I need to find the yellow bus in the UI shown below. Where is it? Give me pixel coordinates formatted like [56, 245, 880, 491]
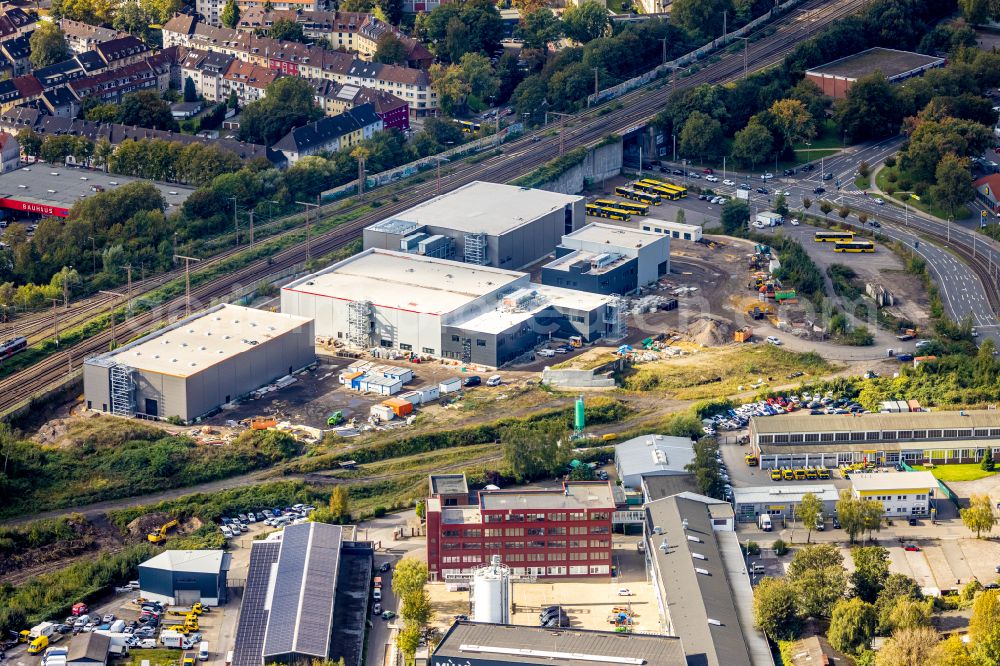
[615, 186, 660, 205]
[634, 180, 681, 200]
[641, 178, 688, 198]
[834, 240, 875, 253]
[814, 231, 855, 242]
[585, 203, 631, 221]
[454, 119, 481, 133]
[595, 199, 648, 216]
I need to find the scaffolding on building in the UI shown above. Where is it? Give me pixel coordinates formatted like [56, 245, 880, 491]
[347, 299, 374, 349]
[464, 232, 488, 265]
[109, 363, 135, 417]
[605, 294, 628, 341]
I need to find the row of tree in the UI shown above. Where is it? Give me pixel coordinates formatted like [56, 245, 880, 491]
[393, 559, 432, 659]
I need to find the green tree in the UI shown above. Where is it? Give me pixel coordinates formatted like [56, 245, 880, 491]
[393, 558, 429, 599]
[401, 588, 431, 624]
[752, 577, 801, 640]
[874, 626, 942, 666]
[113, 1, 153, 39]
[788, 543, 842, 578]
[820, 201, 833, 217]
[119, 91, 178, 131]
[270, 18, 305, 42]
[961, 493, 996, 538]
[959, 0, 1000, 24]
[395, 622, 420, 659]
[238, 77, 322, 145]
[429, 63, 471, 116]
[802, 197, 812, 211]
[788, 547, 847, 618]
[183, 76, 197, 103]
[851, 546, 889, 602]
[862, 499, 884, 542]
[16, 128, 41, 158]
[720, 200, 749, 235]
[140, 0, 183, 23]
[374, 33, 408, 65]
[670, 0, 734, 40]
[875, 573, 923, 634]
[932, 153, 974, 219]
[933, 634, 974, 666]
[798, 491, 822, 544]
[675, 208, 686, 225]
[835, 73, 901, 142]
[376, 0, 404, 24]
[517, 9, 563, 50]
[562, 1, 609, 43]
[29, 23, 70, 69]
[731, 120, 773, 169]
[774, 192, 789, 217]
[679, 111, 724, 162]
[327, 485, 349, 523]
[684, 437, 725, 499]
[838, 205, 851, 220]
[502, 419, 569, 481]
[828, 597, 877, 655]
[220, 0, 239, 28]
[769, 98, 816, 154]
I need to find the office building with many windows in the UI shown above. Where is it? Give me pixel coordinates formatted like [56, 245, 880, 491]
[425, 474, 616, 581]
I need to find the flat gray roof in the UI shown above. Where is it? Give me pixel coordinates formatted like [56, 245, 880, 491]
[645, 493, 757, 666]
[0, 164, 193, 214]
[367, 181, 581, 236]
[615, 434, 695, 482]
[751, 410, 1000, 435]
[87, 304, 311, 378]
[430, 473, 469, 496]
[432, 621, 687, 666]
[479, 482, 615, 512]
[641, 474, 701, 501]
[805, 47, 944, 81]
[732, 485, 840, 506]
[564, 221, 665, 248]
[759, 438, 993, 455]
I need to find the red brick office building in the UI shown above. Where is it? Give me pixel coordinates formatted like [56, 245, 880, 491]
[425, 474, 616, 582]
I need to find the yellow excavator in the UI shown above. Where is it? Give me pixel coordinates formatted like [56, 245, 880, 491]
[148, 519, 179, 543]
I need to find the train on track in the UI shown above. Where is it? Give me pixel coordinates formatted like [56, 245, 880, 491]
[0, 336, 27, 362]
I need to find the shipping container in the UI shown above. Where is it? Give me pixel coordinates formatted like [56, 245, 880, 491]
[382, 398, 413, 418]
[439, 378, 462, 394]
[417, 385, 440, 402]
[398, 391, 422, 405]
[370, 404, 395, 421]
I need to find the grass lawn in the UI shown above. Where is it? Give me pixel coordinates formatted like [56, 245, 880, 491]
[129, 649, 182, 666]
[909, 463, 996, 482]
[875, 166, 971, 221]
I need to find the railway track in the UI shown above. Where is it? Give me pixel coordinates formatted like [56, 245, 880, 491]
[0, 0, 895, 416]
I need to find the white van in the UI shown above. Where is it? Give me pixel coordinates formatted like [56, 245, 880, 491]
[757, 514, 773, 532]
[486, 375, 502, 386]
[198, 642, 209, 661]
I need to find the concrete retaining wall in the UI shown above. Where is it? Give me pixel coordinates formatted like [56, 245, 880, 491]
[541, 367, 618, 389]
[537, 140, 624, 195]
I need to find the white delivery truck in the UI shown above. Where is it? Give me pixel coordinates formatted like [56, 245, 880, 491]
[159, 631, 202, 650]
[30, 622, 57, 639]
[757, 514, 773, 532]
[754, 212, 784, 228]
[199, 642, 209, 661]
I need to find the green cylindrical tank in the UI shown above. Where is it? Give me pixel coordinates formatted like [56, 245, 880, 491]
[575, 396, 585, 431]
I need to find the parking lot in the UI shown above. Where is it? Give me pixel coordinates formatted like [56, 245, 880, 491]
[842, 539, 1000, 593]
[426, 535, 659, 634]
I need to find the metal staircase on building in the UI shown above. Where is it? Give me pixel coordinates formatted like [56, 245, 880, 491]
[464, 232, 488, 265]
[347, 299, 374, 349]
[604, 294, 628, 341]
[109, 363, 136, 417]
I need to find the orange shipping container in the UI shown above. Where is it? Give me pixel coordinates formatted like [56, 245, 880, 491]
[382, 398, 413, 417]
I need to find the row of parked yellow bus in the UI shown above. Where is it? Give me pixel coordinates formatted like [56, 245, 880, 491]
[813, 231, 875, 253]
[585, 179, 690, 221]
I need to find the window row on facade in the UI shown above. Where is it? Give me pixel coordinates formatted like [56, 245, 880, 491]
[758, 428, 1000, 444]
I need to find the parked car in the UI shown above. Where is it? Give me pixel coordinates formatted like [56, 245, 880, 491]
[823, 172, 834, 180]
[463, 375, 482, 387]
[766, 336, 782, 346]
[617, 588, 632, 596]
[373, 603, 382, 615]
[723, 179, 735, 186]
[813, 186, 826, 194]
[705, 175, 719, 182]
[904, 544, 921, 552]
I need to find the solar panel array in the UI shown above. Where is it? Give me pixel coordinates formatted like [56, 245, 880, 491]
[261, 525, 310, 658]
[232, 541, 280, 666]
[296, 524, 342, 656]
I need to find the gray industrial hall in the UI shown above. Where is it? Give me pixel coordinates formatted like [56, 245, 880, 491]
[137, 550, 231, 606]
[362, 181, 584, 269]
[83, 304, 315, 423]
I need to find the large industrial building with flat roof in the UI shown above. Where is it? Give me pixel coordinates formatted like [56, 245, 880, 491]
[362, 181, 583, 269]
[425, 473, 616, 581]
[232, 522, 373, 666]
[137, 550, 230, 606]
[432, 621, 687, 666]
[281, 249, 622, 367]
[644, 492, 773, 666]
[0, 164, 193, 219]
[805, 47, 945, 99]
[541, 222, 669, 295]
[749, 410, 1000, 469]
[83, 304, 314, 422]
[613, 434, 694, 489]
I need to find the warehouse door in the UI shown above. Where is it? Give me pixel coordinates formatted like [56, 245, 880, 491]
[175, 589, 200, 605]
[145, 398, 159, 417]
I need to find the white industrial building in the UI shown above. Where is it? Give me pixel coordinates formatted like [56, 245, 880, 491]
[542, 223, 670, 295]
[83, 304, 315, 423]
[637, 217, 703, 242]
[731, 485, 840, 524]
[281, 249, 623, 368]
[362, 181, 584, 269]
[850, 471, 938, 517]
[614, 434, 695, 489]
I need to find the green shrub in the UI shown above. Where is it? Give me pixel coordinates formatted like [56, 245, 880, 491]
[745, 541, 760, 557]
[772, 539, 788, 556]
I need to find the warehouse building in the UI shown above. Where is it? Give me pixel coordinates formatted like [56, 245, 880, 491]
[541, 223, 669, 295]
[613, 434, 694, 489]
[432, 621, 687, 666]
[805, 47, 945, 99]
[281, 249, 621, 368]
[137, 550, 230, 606]
[644, 493, 772, 666]
[731, 485, 839, 524]
[362, 181, 584, 269]
[850, 472, 938, 518]
[425, 473, 616, 581]
[749, 410, 1000, 469]
[83, 304, 315, 423]
[233, 522, 374, 666]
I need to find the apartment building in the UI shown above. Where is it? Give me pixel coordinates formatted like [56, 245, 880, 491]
[0, 7, 35, 40]
[309, 79, 409, 129]
[425, 474, 616, 582]
[69, 52, 173, 105]
[222, 59, 279, 105]
[180, 49, 234, 102]
[271, 103, 382, 164]
[95, 36, 151, 68]
[0, 32, 31, 77]
[59, 19, 123, 54]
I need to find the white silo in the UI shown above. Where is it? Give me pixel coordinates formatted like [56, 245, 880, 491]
[472, 555, 511, 624]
